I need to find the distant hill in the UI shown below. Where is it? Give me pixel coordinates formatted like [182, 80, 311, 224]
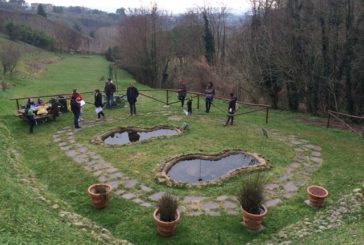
[0, 8, 117, 53]
[42, 6, 122, 49]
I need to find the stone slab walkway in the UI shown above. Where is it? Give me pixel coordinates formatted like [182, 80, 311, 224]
[54, 118, 324, 217]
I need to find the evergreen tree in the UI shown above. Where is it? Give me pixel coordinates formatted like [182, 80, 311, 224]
[37, 4, 47, 18]
[203, 12, 215, 66]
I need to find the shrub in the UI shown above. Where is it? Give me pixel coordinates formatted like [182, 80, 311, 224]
[157, 193, 178, 222]
[238, 173, 268, 214]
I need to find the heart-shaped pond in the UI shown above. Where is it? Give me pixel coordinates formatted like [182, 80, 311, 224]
[158, 150, 269, 186]
[92, 125, 182, 146]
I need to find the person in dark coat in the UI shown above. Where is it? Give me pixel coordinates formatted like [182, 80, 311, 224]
[126, 83, 139, 116]
[70, 97, 81, 128]
[70, 89, 83, 121]
[177, 80, 187, 108]
[204, 81, 215, 113]
[224, 93, 237, 126]
[25, 104, 36, 133]
[25, 97, 36, 108]
[104, 78, 116, 108]
[94, 89, 105, 119]
[187, 97, 192, 115]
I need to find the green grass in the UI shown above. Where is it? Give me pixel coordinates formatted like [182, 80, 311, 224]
[0, 122, 103, 244]
[0, 37, 363, 244]
[76, 113, 294, 197]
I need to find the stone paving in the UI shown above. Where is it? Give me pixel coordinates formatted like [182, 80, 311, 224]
[53, 119, 324, 217]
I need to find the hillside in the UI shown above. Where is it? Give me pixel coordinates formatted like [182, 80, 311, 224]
[46, 8, 120, 49]
[0, 8, 107, 53]
[0, 39, 363, 244]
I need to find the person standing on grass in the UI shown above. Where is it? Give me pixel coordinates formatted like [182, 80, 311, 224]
[94, 89, 105, 119]
[126, 83, 139, 116]
[224, 93, 237, 126]
[104, 78, 116, 108]
[205, 81, 215, 113]
[71, 89, 84, 121]
[177, 79, 187, 108]
[71, 96, 81, 128]
[187, 97, 193, 115]
[25, 104, 36, 133]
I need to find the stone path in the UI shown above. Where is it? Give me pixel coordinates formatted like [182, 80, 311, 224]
[250, 187, 364, 244]
[53, 118, 324, 217]
[264, 131, 324, 207]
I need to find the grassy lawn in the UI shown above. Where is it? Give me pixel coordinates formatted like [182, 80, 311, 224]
[0, 121, 105, 244]
[0, 39, 363, 244]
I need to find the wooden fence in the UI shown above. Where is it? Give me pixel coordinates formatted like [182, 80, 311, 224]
[10, 89, 271, 123]
[327, 110, 364, 138]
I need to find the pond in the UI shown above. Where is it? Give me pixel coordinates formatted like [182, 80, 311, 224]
[166, 152, 262, 183]
[103, 128, 179, 145]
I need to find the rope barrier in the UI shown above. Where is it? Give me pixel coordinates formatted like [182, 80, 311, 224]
[10, 89, 270, 123]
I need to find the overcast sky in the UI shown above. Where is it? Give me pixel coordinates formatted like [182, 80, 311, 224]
[27, 0, 251, 14]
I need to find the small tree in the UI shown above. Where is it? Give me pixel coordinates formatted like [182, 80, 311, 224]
[37, 4, 47, 18]
[0, 44, 21, 77]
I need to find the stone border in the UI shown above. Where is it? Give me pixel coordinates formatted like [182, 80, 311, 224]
[156, 149, 270, 188]
[54, 117, 324, 217]
[91, 124, 183, 147]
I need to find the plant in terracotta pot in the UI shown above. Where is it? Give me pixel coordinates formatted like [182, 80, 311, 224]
[153, 192, 180, 237]
[238, 173, 268, 231]
[87, 183, 112, 209]
[306, 185, 328, 207]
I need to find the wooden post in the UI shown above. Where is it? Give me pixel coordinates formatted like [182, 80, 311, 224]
[265, 107, 269, 124]
[326, 113, 331, 128]
[197, 94, 200, 110]
[16, 99, 20, 110]
[166, 90, 169, 105]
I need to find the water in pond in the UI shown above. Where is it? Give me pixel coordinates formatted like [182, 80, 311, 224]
[104, 129, 178, 145]
[167, 153, 258, 183]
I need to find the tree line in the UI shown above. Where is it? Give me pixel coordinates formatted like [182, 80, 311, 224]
[113, 1, 364, 116]
[4, 22, 54, 50]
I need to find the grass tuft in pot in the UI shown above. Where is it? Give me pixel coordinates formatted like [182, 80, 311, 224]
[157, 193, 178, 222]
[238, 173, 268, 214]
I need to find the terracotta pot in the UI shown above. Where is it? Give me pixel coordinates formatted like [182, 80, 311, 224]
[87, 183, 112, 209]
[307, 185, 328, 207]
[241, 205, 268, 231]
[153, 208, 180, 237]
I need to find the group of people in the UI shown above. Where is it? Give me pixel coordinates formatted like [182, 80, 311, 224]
[177, 80, 237, 125]
[25, 78, 238, 132]
[24, 97, 57, 133]
[69, 79, 140, 129]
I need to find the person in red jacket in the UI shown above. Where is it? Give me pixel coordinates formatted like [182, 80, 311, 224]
[70, 89, 83, 121]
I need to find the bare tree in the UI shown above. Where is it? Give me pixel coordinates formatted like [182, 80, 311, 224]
[117, 7, 172, 88]
[0, 44, 21, 77]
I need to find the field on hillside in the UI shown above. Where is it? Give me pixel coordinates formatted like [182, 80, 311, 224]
[0, 39, 363, 244]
